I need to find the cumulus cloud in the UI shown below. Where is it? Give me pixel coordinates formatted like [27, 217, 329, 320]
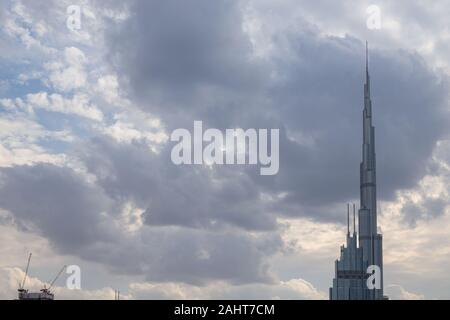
[0, 111, 70, 166]
[26, 91, 103, 121]
[43, 47, 90, 92]
[385, 284, 425, 300]
[129, 278, 326, 300]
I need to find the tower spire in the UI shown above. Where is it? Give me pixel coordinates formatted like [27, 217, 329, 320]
[365, 41, 370, 101]
[366, 41, 369, 75]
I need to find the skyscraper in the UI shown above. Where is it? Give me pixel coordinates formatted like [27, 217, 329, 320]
[330, 43, 385, 300]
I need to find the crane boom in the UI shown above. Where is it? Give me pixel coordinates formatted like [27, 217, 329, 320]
[48, 265, 66, 291]
[20, 253, 32, 290]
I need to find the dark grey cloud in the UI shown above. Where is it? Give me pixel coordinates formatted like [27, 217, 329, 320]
[259, 35, 448, 208]
[0, 162, 282, 284]
[107, 0, 267, 129]
[78, 136, 277, 231]
[0, 163, 115, 250]
[402, 197, 447, 227]
[106, 0, 449, 223]
[88, 226, 282, 284]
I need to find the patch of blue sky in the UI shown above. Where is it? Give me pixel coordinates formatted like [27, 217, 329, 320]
[34, 108, 99, 152]
[0, 60, 48, 98]
[35, 109, 95, 139]
[38, 137, 71, 154]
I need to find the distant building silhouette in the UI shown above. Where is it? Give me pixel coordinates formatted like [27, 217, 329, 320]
[330, 43, 386, 300]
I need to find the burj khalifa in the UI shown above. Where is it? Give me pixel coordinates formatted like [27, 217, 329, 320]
[330, 43, 386, 300]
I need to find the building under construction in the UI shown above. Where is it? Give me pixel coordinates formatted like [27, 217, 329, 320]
[17, 253, 66, 300]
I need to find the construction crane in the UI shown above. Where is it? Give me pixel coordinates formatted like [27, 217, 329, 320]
[41, 265, 67, 295]
[18, 253, 32, 292]
[17, 253, 65, 300]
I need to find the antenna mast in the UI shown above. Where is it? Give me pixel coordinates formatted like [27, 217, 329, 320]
[347, 204, 350, 235]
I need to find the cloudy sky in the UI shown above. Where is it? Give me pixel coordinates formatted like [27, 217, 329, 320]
[0, 0, 449, 300]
